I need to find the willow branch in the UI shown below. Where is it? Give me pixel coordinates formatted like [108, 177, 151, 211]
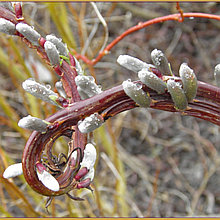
[22, 77, 220, 196]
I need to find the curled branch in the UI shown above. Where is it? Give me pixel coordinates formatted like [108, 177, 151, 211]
[22, 77, 220, 195]
[1, 3, 219, 201]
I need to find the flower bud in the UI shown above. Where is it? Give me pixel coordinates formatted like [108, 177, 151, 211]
[78, 113, 104, 133]
[214, 64, 220, 87]
[74, 167, 88, 181]
[22, 78, 60, 106]
[75, 76, 102, 99]
[36, 163, 60, 192]
[151, 49, 171, 75]
[0, 18, 16, 35]
[76, 178, 91, 189]
[16, 23, 41, 46]
[3, 163, 23, 179]
[122, 80, 151, 107]
[117, 55, 154, 73]
[80, 143, 97, 170]
[46, 34, 68, 56]
[167, 79, 188, 110]
[13, 2, 23, 20]
[83, 167, 95, 181]
[179, 63, 197, 101]
[18, 115, 49, 132]
[44, 41, 60, 66]
[138, 69, 167, 94]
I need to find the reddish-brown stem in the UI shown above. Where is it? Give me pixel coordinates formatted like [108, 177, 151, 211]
[73, 13, 220, 65]
[176, 2, 184, 22]
[1, 5, 220, 197]
[22, 77, 220, 196]
[1, 6, 220, 68]
[0, 4, 88, 195]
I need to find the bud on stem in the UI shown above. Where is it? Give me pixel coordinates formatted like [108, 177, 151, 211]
[117, 55, 154, 73]
[3, 163, 23, 179]
[18, 115, 50, 132]
[83, 167, 95, 181]
[46, 34, 68, 56]
[36, 163, 60, 192]
[80, 143, 97, 170]
[22, 78, 60, 106]
[75, 76, 102, 99]
[179, 63, 197, 102]
[0, 18, 16, 35]
[44, 41, 60, 66]
[16, 23, 41, 46]
[138, 69, 167, 94]
[151, 49, 172, 75]
[122, 79, 151, 107]
[167, 79, 188, 110]
[78, 113, 104, 133]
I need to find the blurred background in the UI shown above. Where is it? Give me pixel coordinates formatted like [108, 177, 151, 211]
[0, 2, 220, 217]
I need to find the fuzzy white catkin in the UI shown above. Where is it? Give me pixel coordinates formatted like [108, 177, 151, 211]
[80, 143, 97, 170]
[75, 76, 102, 99]
[36, 169, 60, 192]
[117, 55, 155, 73]
[18, 115, 49, 132]
[78, 113, 104, 133]
[22, 78, 60, 106]
[44, 41, 60, 66]
[138, 69, 167, 94]
[167, 79, 188, 110]
[46, 34, 68, 56]
[122, 80, 151, 107]
[0, 18, 16, 35]
[151, 49, 171, 75]
[3, 163, 23, 179]
[16, 23, 41, 46]
[179, 63, 197, 101]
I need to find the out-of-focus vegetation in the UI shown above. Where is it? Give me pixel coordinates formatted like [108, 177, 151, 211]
[0, 2, 220, 217]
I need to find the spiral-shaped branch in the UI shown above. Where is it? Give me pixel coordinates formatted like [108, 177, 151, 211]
[22, 78, 220, 196]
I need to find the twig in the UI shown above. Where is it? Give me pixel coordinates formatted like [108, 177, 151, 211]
[90, 2, 109, 52]
[72, 13, 220, 65]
